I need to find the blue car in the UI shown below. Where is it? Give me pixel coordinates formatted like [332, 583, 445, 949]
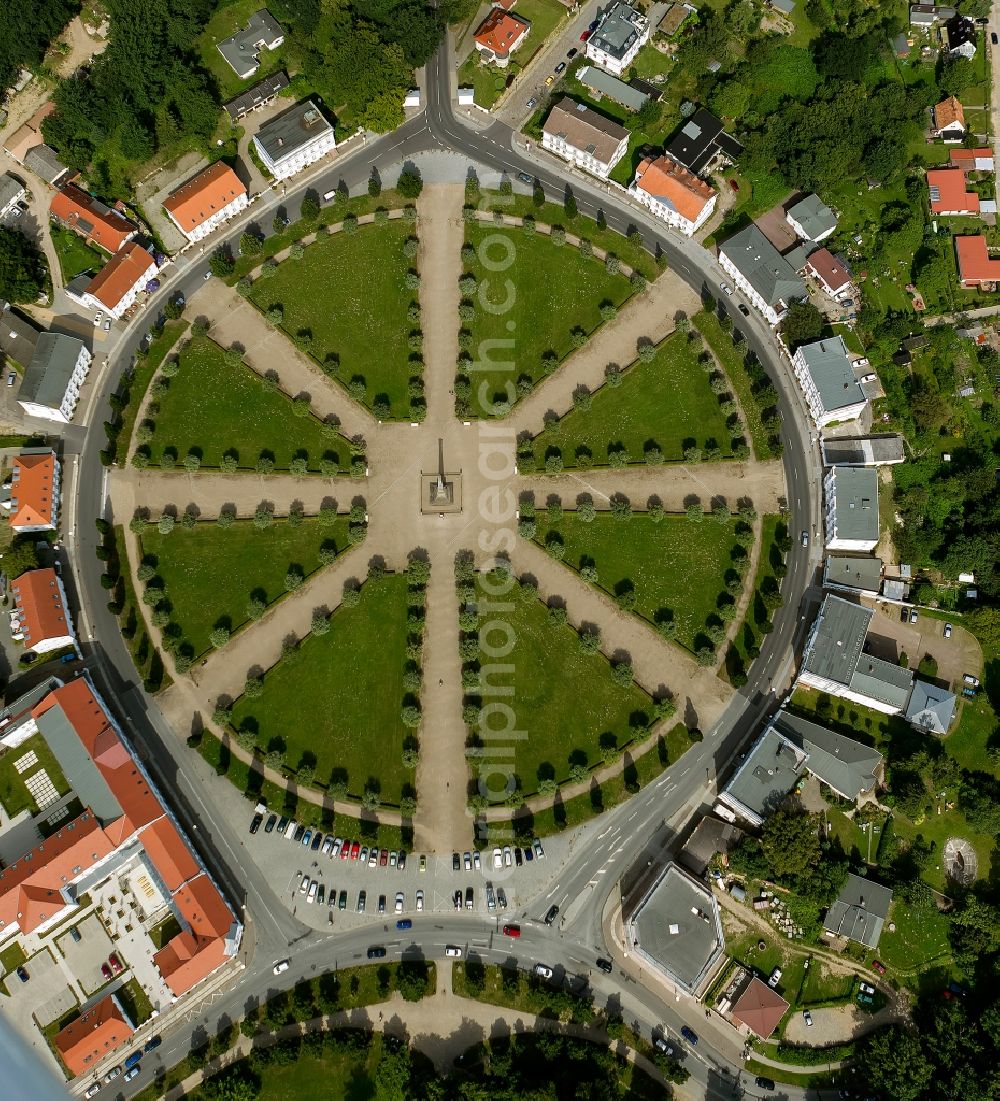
[680, 1026, 698, 1045]
[396, 919, 412, 930]
[124, 1051, 142, 1070]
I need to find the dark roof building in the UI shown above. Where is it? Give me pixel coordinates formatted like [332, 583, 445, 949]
[224, 71, 289, 120]
[665, 108, 743, 176]
[0, 303, 40, 368]
[24, 144, 69, 187]
[824, 873, 893, 948]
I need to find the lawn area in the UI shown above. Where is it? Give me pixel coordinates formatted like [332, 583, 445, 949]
[141, 335, 349, 471]
[507, 723, 693, 838]
[695, 309, 779, 460]
[799, 961, 856, 1006]
[532, 510, 740, 652]
[526, 329, 736, 468]
[877, 897, 952, 977]
[458, 54, 509, 110]
[50, 226, 104, 283]
[230, 572, 413, 805]
[194, 0, 291, 102]
[112, 320, 187, 465]
[139, 516, 353, 659]
[465, 570, 652, 796]
[460, 221, 633, 416]
[248, 220, 415, 418]
[117, 977, 153, 1025]
[514, 0, 569, 64]
[0, 940, 26, 974]
[725, 515, 784, 683]
[0, 732, 72, 818]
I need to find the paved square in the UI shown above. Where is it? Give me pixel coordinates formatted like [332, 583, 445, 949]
[25, 769, 59, 810]
[14, 749, 37, 773]
[56, 912, 115, 997]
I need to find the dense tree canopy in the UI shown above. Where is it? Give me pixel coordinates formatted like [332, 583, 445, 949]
[0, 0, 78, 94]
[0, 227, 47, 304]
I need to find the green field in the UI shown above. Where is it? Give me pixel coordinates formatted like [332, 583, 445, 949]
[528, 329, 737, 467]
[140, 517, 352, 658]
[461, 222, 633, 416]
[0, 733, 71, 817]
[465, 570, 652, 796]
[248, 220, 416, 417]
[230, 573, 413, 805]
[141, 335, 349, 471]
[50, 226, 104, 283]
[533, 511, 740, 651]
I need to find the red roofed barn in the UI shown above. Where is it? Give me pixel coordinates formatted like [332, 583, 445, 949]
[80, 241, 157, 319]
[956, 235, 1000, 287]
[927, 167, 980, 216]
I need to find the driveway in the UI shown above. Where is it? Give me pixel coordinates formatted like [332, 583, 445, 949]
[863, 598, 981, 692]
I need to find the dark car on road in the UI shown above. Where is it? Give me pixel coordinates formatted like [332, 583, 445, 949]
[367, 946, 387, 959]
[517, 172, 533, 185]
[680, 1026, 698, 1045]
[544, 904, 559, 925]
[755, 1077, 775, 1091]
[264, 814, 277, 833]
[596, 958, 613, 973]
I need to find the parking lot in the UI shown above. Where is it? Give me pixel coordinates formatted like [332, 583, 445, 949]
[865, 600, 981, 691]
[55, 913, 115, 998]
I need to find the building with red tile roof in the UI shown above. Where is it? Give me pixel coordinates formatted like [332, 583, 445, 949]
[730, 976, 790, 1040]
[927, 167, 980, 215]
[154, 874, 237, 995]
[933, 95, 966, 138]
[956, 234, 1000, 286]
[630, 154, 717, 236]
[10, 567, 75, 655]
[49, 184, 138, 254]
[4, 448, 60, 532]
[80, 242, 157, 319]
[805, 247, 854, 299]
[163, 162, 249, 243]
[950, 146, 995, 171]
[54, 994, 134, 1077]
[474, 9, 530, 66]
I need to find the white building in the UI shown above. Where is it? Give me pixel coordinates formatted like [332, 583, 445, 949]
[791, 336, 868, 428]
[17, 332, 93, 423]
[718, 224, 806, 326]
[252, 100, 336, 181]
[80, 241, 158, 320]
[585, 0, 650, 76]
[163, 162, 249, 243]
[824, 466, 879, 552]
[541, 98, 629, 180]
[630, 154, 717, 236]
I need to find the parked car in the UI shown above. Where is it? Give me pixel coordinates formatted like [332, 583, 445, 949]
[350, 841, 360, 860]
[6, 373, 14, 386]
[524, 845, 533, 862]
[367, 946, 386, 959]
[301, 830, 312, 848]
[398, 851, 407, 870]
[331, 836, 342, 856]
[534, 963, 553, 979]
[380, 848, 389, 866]
[419, 854, 426, 873]
[554, 61, 567, 73]
[101, 962, 112, 980]
[654, 1037, 674, 1055]
[368, 848, 378, 867]
[493, 847, 503, 869]
[16, 965, 29, 983]
[872, 960, 886, 975]
[322, 836, 334, 855]
[390, 850, 398, 868]
[70, 926, 82, 943]
[93, 312, 103, 328]
[596, 958, 613, 973]
[497, 887, 508, 909]
[338, 890, 347, 909]
[503, 846, 513, 867]
[680, 1026, 698, 1045]
[357, 890, 366, 913]
[264, 814, 277, 834]
[124, 1066, 140, 1083]
[514, 847, 523, 866]
[465, 887, 474, 909]
[533, 838, 545, 859]
[273, 959, 290, 975]
[317, 884, 325, 905]
[486, 884, 496, 910]
[445, 945, 463, 957]
[580, 29, 591, 40]
[463, 851, 472, 870]
[249, 813, 263, 835]
[453, 890, 463, 910]
[394, 892, 404, 913]
[396, 918, 412, 930]
[416, 890, 424, 911]
[963, 674, 980, 687]
[992, 30, 998, 43]
[104, 1067, 122, 1083]
[544, 904, 559, 925]
[143, 1035, 162, 1054]
[109, 953, 123, 975]
[294, 824, 306, 842]
[299, 876, 310, 895]
[285, 820, 298, 840]
[567, 47, 577, 58]
[525, 97, 537, 109]
[738, 303, 749, 316]
[85, 1083, 102, 1097]
[311, 831, 323, 851]
[944, 622, 953, 639]
[544, 75, 554, 86]
[452, 851, 461, 870]
[307, 881, 319, 903]
[517, 172, 533, 185]
[378, 894, 386, 914]
[755, 1077, 775, 1092]
[359, 846, 369, 865]
[803, 1010, 813, 1026]
[801, 531, 809, 548]
[103, 319, 112, 333]
[473, 850, 481, 870]
[719, 282, 733, 296]
[859, 981, 876, 995]
[768, 967, 782, 988]
[502, 924, 521, 938]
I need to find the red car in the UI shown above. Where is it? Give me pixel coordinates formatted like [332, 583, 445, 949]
[872, 960, 886, 976]
[502, 924, 521, 938]
[108, 953, 123, 975]
[101, 963, 112, 980]
[340, 839, 352, 860]
[379, 848, 389, 866]
[728, 179, 740, 192]
[350, 841, 361, 861]
[580, 29, 591, 41]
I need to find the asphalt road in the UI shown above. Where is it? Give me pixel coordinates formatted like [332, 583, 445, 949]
[60, 34, 829, 1101]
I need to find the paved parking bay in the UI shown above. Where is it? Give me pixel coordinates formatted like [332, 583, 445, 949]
[55, 912, 115, 998]
[7, 945, 76, 1026]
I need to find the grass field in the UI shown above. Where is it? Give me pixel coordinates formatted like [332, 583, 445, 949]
[230, 573, 412, 805]
[142, 335, 348, 471]
[114, 320, 187, 465]
[50, 226, 104, 283]
[877, 897, 953, 978]
[462, 222, 632, 415]
[533, 510, 739, 651]
[467, 571, 652, 796]
[140, 517, 352, 658]
[528, 329, 736, 467]
[0, 733, 71, 817]
[248, 220, 415, 417]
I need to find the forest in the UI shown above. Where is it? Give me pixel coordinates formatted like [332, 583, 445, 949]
[0, 0, 79, 95]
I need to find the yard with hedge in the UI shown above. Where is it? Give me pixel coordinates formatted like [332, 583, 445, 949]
[247, 219, 418, 418]
[137, 335, 350, 472]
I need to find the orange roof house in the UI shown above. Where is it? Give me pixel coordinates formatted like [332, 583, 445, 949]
[927, 167, 979, 215]
[6, 449, 59, 531]
[632, 155, 717, 233]
[10, 567, 75, 653]
[933, 95, 966, 135]
[3, 102, 55, 163]
[138, 817, 201, 892]
[474, 9, 530, 64]
[955, 235, 1000, 286]
[730, 977, 790, 1040]
[49, 184, 138, 253]
[81, 241, 156, 317]
[163, 162, 248, 241]
[54, 994, 134, 1077]
[154, 874, 235, 995]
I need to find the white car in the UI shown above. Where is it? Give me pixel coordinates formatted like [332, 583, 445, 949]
[93, 312, 103, 327]
[103, 318, 112, 333]
[308, 881, 319, 903]
[503, 846, 513, 867]
[445, 945, 462, 957]
[493, 847, 503, 870]
[473, 850, 481, 870]
[719, 282, 733, 296]
[394, 892, 404, 913]
[533, 963, 553, 979]
[415, 890, 424, 912]
[273, 959, 290, 975]
[944, 623, 953, 639]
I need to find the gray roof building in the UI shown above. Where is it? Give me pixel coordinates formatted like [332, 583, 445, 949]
[786, 193, 837, 241]
[627, 863, 725, 994]
[795, 336, 867, 417]
[224, 71, 289, 120]
[772, 711, 883, 800]
[824, 873, 893, 948]
[905, 679, 957, 735]
[824, 466, 879, 550]
[0, 173, 24, 214]
[719, 224, 806, 312]
[850, 654, 914, 711]
[821, 436, 906, 466]
[718, 725, 808, 826]
[824, 555, 883, 594]
[217, 9, 284, 79]
[0, 303, 40, 368]
[24, 144, 68, 186]
[577, 65, 649, 111]
[253, 99, 333, 165]
[19, 332, 88, 411]
[589, 1, 648, 64]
